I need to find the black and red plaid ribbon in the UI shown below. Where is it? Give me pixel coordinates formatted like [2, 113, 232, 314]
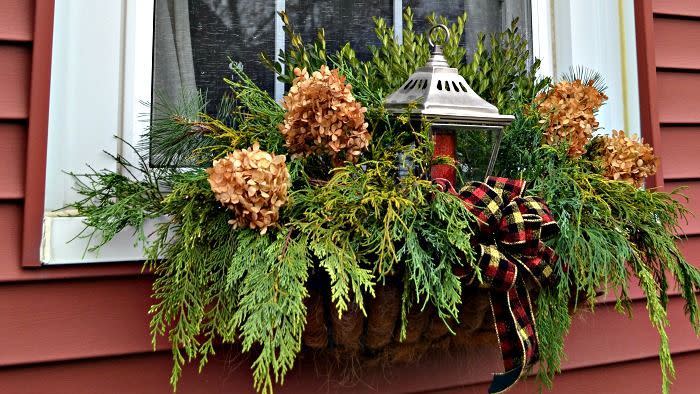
[435, 176, 560, 394]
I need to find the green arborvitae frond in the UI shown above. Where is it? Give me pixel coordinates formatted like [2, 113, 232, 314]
[68, 140, 167, 251]
[535, 287, 572, 388]
[223, 62, 286, 153]
[633, 260, 675, 394]
[230, 229, 310, 393]
[461, 18, 549, 114]
[528, 147, 695, 393]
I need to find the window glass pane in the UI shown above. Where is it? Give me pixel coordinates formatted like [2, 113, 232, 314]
[153, 0, 276, 112]
[404, 0, 532, 55]
[285, 0, 393, 61]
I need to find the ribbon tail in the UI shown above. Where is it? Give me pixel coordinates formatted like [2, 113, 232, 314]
[489, 366, 524, 394]
[487, 286, 538, 393]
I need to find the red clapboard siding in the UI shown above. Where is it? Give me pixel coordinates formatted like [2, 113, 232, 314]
[0, 351, 255, 394]
[3, 349, 699, 394]
[0, 45, 30, 120]
[678, 235, 700, 266]
[660, 127, 700, 179]
[559, 296, 700, 370]
[664, 180, 700, 235]
[653, 0, 700, 18]
[654, 17, 700, 69]
[657, 71, 700, 124]
[439, 350, 700, 394]
[0, 297, 697, 394]
[0, 279, 696, 392]
[0, 204, 143, 282]
[0, 0, 34, 42]
[0, 278, 169, 367]
[290, 296, 700, 393]
[0, 123, 25, 198]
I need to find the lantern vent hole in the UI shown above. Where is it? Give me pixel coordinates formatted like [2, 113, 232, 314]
[437, 80, 442, 90]
[402, 79, 432, 91]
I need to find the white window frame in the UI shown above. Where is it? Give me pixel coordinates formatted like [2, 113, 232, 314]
[43, 0, 156, 264]
[41, 0, 638, 265]
[533, 0, 641, 135]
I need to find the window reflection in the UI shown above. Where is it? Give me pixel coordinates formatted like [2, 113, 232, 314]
[285, 0, 393, 61]
[152, 0, 531, 112]
[404, 0, 531, 55]
[188, 0, 275, 111]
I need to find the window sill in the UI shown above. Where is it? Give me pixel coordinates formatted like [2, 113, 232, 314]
[40, 211, 158, 265]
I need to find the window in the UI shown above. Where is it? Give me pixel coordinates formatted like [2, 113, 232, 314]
[41, 0, 636, 264]
[151, 0, 533, 105]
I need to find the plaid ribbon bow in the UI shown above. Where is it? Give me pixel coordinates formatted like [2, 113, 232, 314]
[435, 176, 560, 394]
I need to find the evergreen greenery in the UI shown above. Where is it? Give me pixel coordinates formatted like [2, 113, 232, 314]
[66, 7, 699, 394]
[525, 146, 700, 393]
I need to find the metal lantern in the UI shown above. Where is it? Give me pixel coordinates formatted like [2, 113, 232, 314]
[385, 24, 514, 185]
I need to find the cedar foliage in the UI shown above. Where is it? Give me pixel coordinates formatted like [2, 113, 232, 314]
[526, 146, 699, 393]
[67, 7, 700, 394]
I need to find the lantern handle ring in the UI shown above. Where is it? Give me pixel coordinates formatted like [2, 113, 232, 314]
[428, 24, 450, 49]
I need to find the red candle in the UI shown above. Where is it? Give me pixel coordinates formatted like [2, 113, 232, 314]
[430, 131, 457, 185]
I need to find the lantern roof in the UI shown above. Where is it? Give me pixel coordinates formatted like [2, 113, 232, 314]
[384, 25, 515, 127]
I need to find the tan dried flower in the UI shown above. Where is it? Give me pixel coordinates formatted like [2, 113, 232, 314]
[279, 66, 370, 165]
[600, 130, 658, 187]
[206, 143, 290, 234]
[537, 80, 608, 158]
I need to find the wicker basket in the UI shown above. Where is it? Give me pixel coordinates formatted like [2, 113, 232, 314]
[302, 273, 497, 368]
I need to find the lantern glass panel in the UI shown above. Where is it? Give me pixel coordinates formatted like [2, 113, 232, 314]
[432, 124, 503, 185]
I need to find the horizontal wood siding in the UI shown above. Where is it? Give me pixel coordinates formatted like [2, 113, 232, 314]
[438, 351, 700, 394]
[637, 2, 700, 393]
[4, 349, 700, 394]
[664, 180, 700, 235]
[0, 123, 25, 198]
[653, 0, 700, 18]
[0, 299, 700, 394]
[0, 45, 30, 120]
[679, 235, 700, 265]
[0, 282, 696, 391]
[654, 17, 700, 70]
[657, 71, 700, 124]
[660, 127, 700, 179]
[0, 278, 167, 367]
[0, 0, 34, 42]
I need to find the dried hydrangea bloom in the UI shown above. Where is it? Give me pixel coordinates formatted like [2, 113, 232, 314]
[206, 143, 290, 234]
[537, 80, 608, 158]
[279, 66, 370, 165]
[600, 130, 658, 187]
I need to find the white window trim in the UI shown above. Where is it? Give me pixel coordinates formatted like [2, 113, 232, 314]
[43, 0, 155, 265]
[532, 0, 640, 135]
[42, 0, 637, 265]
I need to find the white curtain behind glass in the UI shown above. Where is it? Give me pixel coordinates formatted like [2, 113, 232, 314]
[153, 0, 197, 104]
